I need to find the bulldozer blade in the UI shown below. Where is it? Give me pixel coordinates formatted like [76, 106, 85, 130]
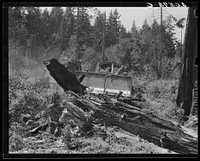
[76, 71, 132, 97]
[76, 71, 107, 94]
[104, 74, 132, 97]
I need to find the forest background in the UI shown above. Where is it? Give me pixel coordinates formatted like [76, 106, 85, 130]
[8, 6, 185, 80]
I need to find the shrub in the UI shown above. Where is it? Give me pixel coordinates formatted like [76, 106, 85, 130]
[9, 133, 24, 152]
[9, 71, 55, 139]
[185, 115, 198, 131]
[9, 51, 26, 71]
[61, 125, 72, 144]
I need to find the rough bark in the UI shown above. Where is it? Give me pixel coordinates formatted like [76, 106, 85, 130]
[73, 96, 198, 154]
[176, 7, 198, 121]
[43, 58, 86, 95]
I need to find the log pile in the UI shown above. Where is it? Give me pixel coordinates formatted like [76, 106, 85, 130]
[65, 92, 198, 154]
[25, 90, 197, 154]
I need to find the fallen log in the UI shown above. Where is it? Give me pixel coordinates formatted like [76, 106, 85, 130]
[117, 97, 145, 109]
[73, 97, 198, 154]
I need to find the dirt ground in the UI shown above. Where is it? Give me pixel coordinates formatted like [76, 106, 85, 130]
[9, 123, 183, 154]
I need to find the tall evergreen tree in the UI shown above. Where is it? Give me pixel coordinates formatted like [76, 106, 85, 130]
[106, 9, 121, 47]
[24, 7, 43, 36]
[49, 7, 64, 35]
[8, 7, 27, 45]
[59, 7, 75, 51]
[78, 7, 93, 48]
[129, 20, 143, 73]
[20, 7, 45, 58]
[44, 7, 64, 58]
[74, 7, 92, 60]
[92, 10, 105, 53]
[41, 8, 51, 48]
[162, 15, 176, 58]
[140, 19, 152, 64]
[119, 25, 131, 39]
[131, 20, 140, 38]
[139, 18, 177, 79]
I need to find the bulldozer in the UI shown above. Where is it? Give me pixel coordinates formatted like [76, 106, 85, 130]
[75, 61, 133, 97]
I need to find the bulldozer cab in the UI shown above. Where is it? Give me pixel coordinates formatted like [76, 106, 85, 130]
[75, 62, 132, 97]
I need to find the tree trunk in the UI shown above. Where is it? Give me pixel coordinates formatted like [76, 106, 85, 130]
[176, 7, 198, 121]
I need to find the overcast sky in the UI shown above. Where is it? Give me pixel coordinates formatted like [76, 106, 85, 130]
[41, 7, 188, 42]
[96, 7, 188, 42]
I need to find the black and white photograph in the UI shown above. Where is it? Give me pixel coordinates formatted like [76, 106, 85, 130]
[3, 2, 198, 158]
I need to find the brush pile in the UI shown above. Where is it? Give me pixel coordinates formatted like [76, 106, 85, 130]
[20, 89, 197, 154]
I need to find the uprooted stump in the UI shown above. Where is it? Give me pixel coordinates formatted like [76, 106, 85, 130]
[43, 58, 86, 95]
